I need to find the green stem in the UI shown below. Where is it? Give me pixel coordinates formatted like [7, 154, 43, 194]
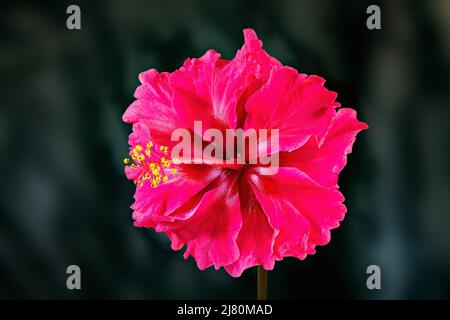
[257, 266, 268, 300]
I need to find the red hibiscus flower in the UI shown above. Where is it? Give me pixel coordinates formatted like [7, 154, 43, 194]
[122, 29, 368, 277]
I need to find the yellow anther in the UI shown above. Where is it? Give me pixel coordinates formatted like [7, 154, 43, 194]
[147, 141, 153, 148]
[163, 161, 170, 168]
[123, 158, 130, 165]
[160, 157, 166, 162]
[145, 149, 151, 156]
[137, 155, 145, 162]
[132, 154, 137, 160]
[163, 176, 168, 182]
[170, 168, 177, 174]
[135, 145, 143, 151]
[131, 163, 136, 168]
[153, 165, 161, 173]
[149, 163, 155, 169]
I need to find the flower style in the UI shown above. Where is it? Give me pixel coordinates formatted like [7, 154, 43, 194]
[122, 29, 368, 277]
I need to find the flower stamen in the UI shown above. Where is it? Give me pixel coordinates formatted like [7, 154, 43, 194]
[123, 141, 177, 188]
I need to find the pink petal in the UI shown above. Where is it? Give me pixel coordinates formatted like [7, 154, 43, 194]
[250, 167, 347, 259]
[212, 54, 259, 129]
[238, 29, 281, 77]
[244, 67, 339, 152]
[170, 50, 230, 132]
[127, 122, 152, 147]
[170, 29, 282, 132]
[131, 165, 222, 228]
[224, 177, 278, 277]
[234, 29, 282, 126]
[280, 108, 368, 187]
[167, 177, 242, 270]
[123, 69, 180, 147]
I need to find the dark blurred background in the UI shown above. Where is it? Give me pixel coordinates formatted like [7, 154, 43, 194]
[1, 0, 449, 299]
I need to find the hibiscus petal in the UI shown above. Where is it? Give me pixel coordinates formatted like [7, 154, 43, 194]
[234, 29, 282, 127]
[250, 167, 346, 260]
[131, 165, 222, 228]
[212, 53, 259, 129]
[123, 69, 179, 147]
[166, 177, 242, 270]
[223, 177, 278, 277]
[170, 50, 229, 132]
[237, 29, 281, 77]
[244, 67, 339, 152]
[280, 108, 368, 187]
[127, 122, 152, 147]
[170, 29, 283, 132]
